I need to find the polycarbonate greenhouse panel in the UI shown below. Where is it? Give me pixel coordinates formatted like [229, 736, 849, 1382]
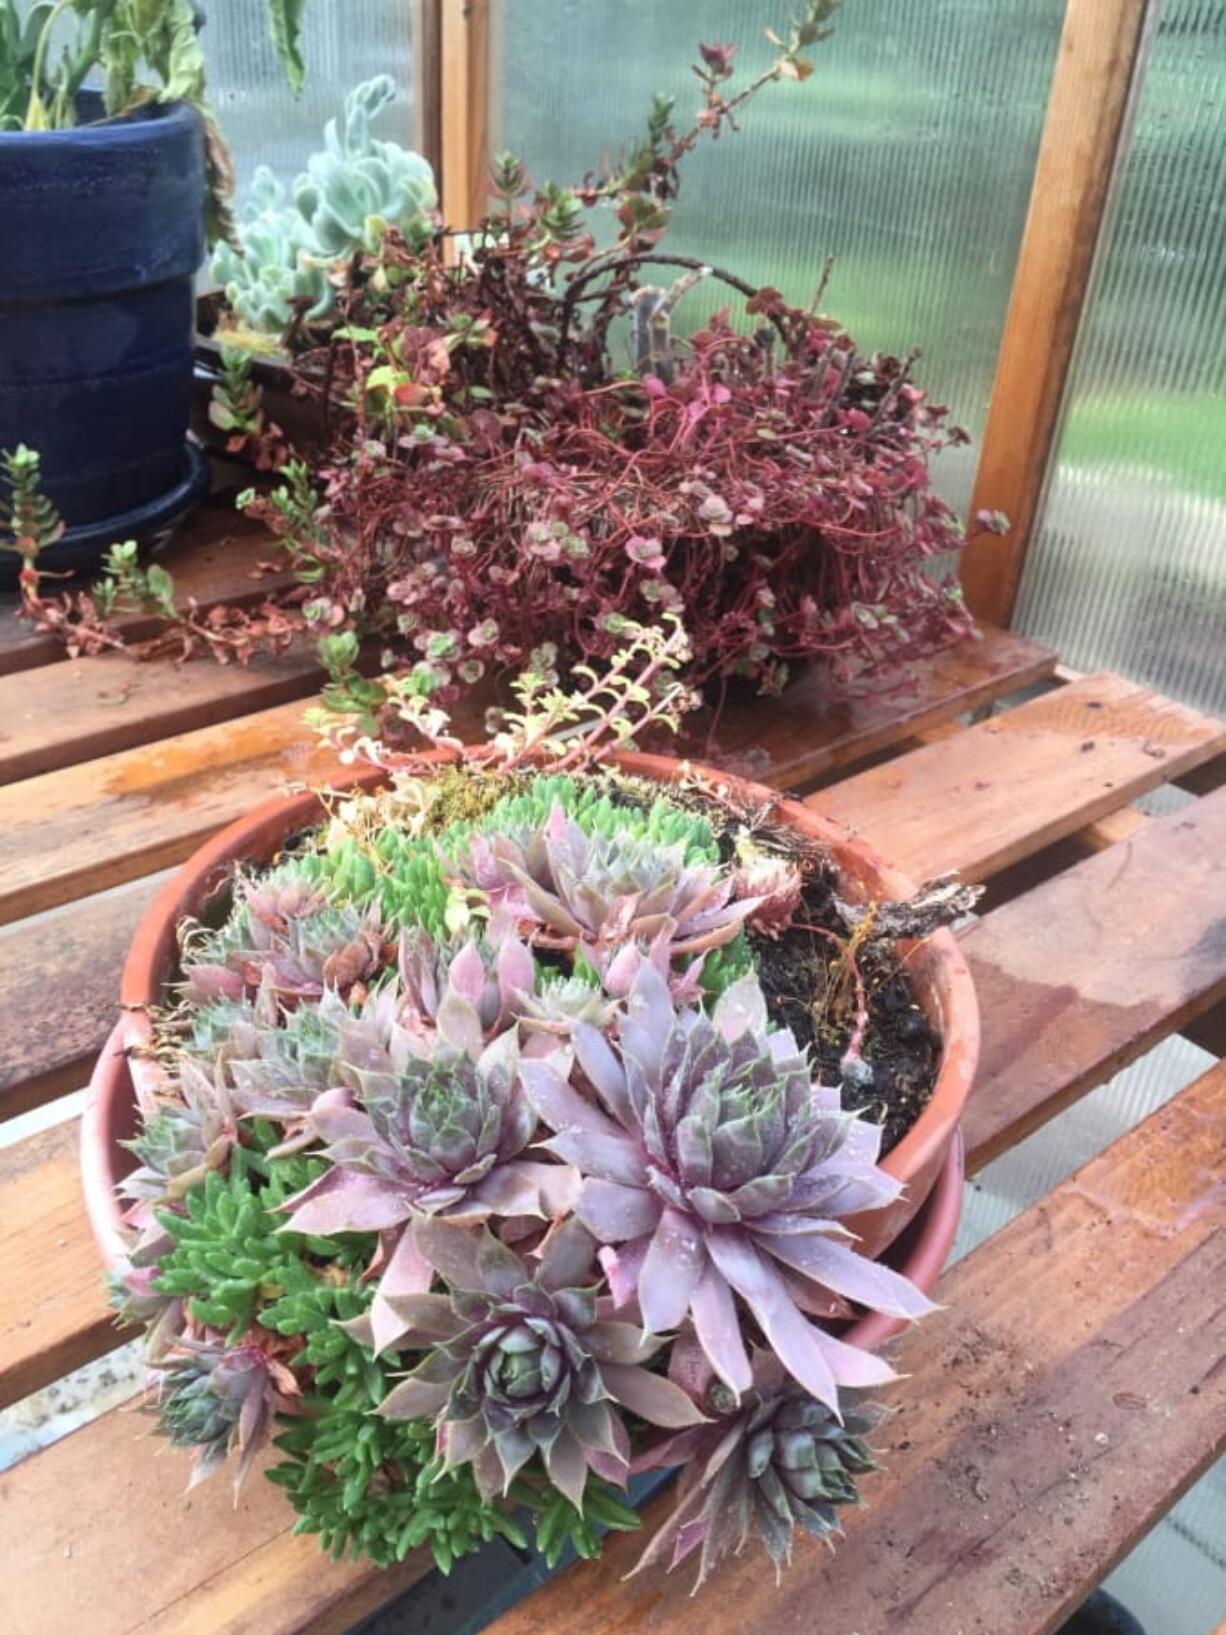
[1016, 1, 1226, 717]
[489, 0, 1064, 516]
[203, 0, 418, 198]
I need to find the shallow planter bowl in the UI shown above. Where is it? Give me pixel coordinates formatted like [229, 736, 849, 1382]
[87, 751, 978, 1270]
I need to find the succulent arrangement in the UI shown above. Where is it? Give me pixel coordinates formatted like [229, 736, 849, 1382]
[109, 628, 971, 1586]
[9, 0, 1007, 705]
[209, 75, 436, 341]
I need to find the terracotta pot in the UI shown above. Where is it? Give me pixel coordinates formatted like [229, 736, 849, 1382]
[88, 750, 978, 1269]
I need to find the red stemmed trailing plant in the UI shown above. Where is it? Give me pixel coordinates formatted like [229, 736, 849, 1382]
[3, 0, 1005, 719]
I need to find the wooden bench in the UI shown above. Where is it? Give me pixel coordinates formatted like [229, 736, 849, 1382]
[1, 496, 1223, 1634]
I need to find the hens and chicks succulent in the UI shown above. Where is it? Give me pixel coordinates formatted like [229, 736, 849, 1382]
[115, 767, 934, 1583]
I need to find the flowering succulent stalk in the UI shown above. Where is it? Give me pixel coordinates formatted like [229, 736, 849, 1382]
[378, 1217, 706, 1506]
[521, 960, 934, 1406]
[632, 1355, 882, 1588]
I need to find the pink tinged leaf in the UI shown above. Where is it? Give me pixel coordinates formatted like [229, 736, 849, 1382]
[496, 935, 536, 1008]
[585, 1319, 661, 1366]
[412, 1214, 487, 1289]
[755, 1231, 937, 1320]
[600, 941, 642, 1000]
[705, 1228, 840, 1411]
[690, 1263, 752, 1398]
[667, 1323, 715, 1402]
[441, 1413, 487, 1471]
[281, 1168, 414, 1235]
[544, 1426, 590, 1509]
[819, 1329, 899, 1389]
[447, 942, 487, 1004]
[536, 1159, 583, 1218]
[369, 1226, 437, 1354]
[436, 990, 486, 1059]
[515, 872, 584, 937]
[519, 1057, 629, 1144]
[577, 1178, 661, 1243]
[377, 1372, 453, 1419]
[380, 1292, 467, 1343]
[629, 1424, 709, 1475]
[541, 1128, 649, 1187]
[537, 1214, 598, 1290]
[570, 1022, 631, 1121]
[598, 1235, 650, 1308]
[638, 1207, 706, 1333]
[712, 973, 768, 1042]
[465, 1161, 547, 1220]
[600, 1362, 708, 1429]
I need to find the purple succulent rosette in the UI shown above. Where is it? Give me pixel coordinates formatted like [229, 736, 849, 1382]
[377, 1216, 706, 1506]
[520, 961, 934, 1407]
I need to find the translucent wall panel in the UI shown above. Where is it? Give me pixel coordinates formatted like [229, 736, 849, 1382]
[490, 0, 1064, 515]
[1016, 3, 1226, 715]
[204, 0, 417, 198]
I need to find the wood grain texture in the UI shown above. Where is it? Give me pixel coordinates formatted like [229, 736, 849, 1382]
[810, 672, 1226, 883]
[0, 700, 346, 924]
[0, 642, 327, 786]
[441, 0, 490, 233]
[962, 785, 1226, 1168]
[0, 880, 162, 1119]
[0, 1392, 429, 1635]
[0, 503, 290, 676]
[482, 1063, 1226, 1635]
[692, 626, 1055, 792]
[0, 628, 1055, 928]
[960, 0, 1152, 624]
[0, 1120, 128, 1408]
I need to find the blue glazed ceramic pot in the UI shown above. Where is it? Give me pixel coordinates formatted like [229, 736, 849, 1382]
[0, 93, 210, 579]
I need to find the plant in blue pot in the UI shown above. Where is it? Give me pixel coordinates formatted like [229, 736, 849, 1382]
[0, 0, 309, 580]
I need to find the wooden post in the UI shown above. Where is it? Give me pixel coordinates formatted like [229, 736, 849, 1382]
[440, 0, 490, 233]
[411, 0, 443, 178]
[960, 0, 1154, 628]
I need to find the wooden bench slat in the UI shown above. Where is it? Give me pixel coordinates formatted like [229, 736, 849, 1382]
[0, 503, 291, 677]
[691, 625, 1056, 791]
[0, 1121, 124, 1406]
[0, 702, 346, 925]
[0, 628, 1054, 928]
[0, 1385, 429, 1635]
[0, 643, 327, 786]
[480, 1060, 1226, 1635]
[0, 880, 163, 1119]
[809, 671, 1226, 882]
[962, 784, 1226, 1168]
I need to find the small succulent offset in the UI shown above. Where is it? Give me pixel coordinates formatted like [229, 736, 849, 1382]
[210, 76, 437, 338]
[633, 1356, 884, 1589]
[111, 651, 958, 1584]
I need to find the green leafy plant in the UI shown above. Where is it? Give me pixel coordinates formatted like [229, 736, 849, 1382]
[0, 0, 311, 238]
[0, 442, 62, 562]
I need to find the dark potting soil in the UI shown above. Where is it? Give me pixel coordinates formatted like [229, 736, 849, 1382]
[619, 773, 943, 1157]
[749, 863, 940, 1156]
